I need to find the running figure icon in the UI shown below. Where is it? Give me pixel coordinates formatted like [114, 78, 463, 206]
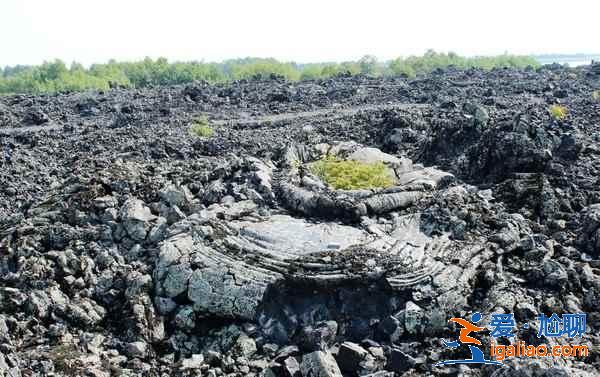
[435, 312, 503, 366]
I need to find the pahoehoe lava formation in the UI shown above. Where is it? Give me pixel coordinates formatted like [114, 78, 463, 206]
[1, 64, 600, 376]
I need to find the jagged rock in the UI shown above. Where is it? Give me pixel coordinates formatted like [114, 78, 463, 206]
[66, 297, 106, 326]
[403, 301, 424, 335]
[165, 205, 186, 224]
[542, 259, 568, 288]
[361, 373, 394, 377]
[203, 180, 228, 204]
[154, 296, 177, 315]
[296, 321, 338, 352]
[148, 216, 168, 243]
[216, 200, 258, 219]
[300, 351, 343, 377]
[174, 306, 196, 331]
[262, 343, 279, 357]
[386, 348, 416, 373]
[94, 196, 118, 210]
[125, 341, 148, 358]
[160, 184, 192, 208]
[246, 157, 275, 202]
[162, 263, 192, 298]
[282, 356, 302, 377]
[233, 334, 258, 358]
[24, 108, 50, 125]
[27, 289, 52, 318]
[0, 352, 7, 369]
[179, 354, 204, 370]
[581, 204, 600, 256]
[514, 302, 537, 321]
[261, 368, 279, 377]
[274, 346, 301, 362]
[335, 341, 368, 372]
[186, 246, 278, 320]
[347, 146, 405, 166]
[363, 191, 422, 214]
[376, 316, 403, 342]
[463, 102, 489, 127]
[120, 199, 156, 241]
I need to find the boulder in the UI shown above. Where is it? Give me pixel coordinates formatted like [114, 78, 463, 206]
[403, 301, 424, 334]
[376, 316, 403, 342]
[300, 351, 343, 377]
[160, 184, 192, 207]
[120, 199, 156, 241]
[581, 204, 600, 256]
[296, 321, 338, 352]
[282, 356, 302, 377]
[232, 334, 257, 358]
[125, 341, 148, 358]
[335, 342, 368, 372]
[179, 354, 204, 371]
[386, 348, 416, 373]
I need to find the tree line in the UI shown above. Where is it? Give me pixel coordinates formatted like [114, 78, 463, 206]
[0, 51, 540, 94]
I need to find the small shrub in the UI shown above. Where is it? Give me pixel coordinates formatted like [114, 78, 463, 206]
[310, 157, 395, 190]
[549, 104, 568, 120]
[593, 91, 600, 101]
[190, 117, 214, 137]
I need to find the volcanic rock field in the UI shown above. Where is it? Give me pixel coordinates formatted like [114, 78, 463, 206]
[1, 64, 600, 376]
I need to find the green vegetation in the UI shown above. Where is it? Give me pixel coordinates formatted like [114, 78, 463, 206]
[228, 58, 300, 81]
[310, 157, 395, 190]
[190, 117, 214, 137]
[593, 91, 600, 101]
[389, 50, 539, 77]
[549, 104, 568, 120]
[0, 52, 540, 95]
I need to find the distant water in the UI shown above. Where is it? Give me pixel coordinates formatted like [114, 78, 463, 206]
[535, 56, 600, 67]
[554, 60, 592, 67]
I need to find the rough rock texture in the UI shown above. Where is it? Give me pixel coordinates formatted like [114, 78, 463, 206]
[1, 66, 600, 376]
[300, 351, 343, 377]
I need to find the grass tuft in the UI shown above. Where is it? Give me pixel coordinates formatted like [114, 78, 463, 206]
[310, 157, 395, 190]
[549, 104, 568, 120]
[190, 116, 214, 137]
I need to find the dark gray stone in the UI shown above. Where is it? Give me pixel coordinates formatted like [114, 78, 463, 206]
[335, 341, 368, 372]
[296, 321, 338, 352]
[386, 348, 416, 373]
[300, 351, 343, 377]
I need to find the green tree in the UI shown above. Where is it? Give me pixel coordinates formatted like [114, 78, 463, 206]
[359, 55, 378, 75]
[0, 52, 540, 94]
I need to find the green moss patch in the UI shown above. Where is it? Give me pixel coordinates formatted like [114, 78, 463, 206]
[549, 104, 568, 120]
[310, 157, 395, 190]
[190, 117, 214, 137]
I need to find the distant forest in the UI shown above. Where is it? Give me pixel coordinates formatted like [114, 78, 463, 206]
[0, 51, 540, 94]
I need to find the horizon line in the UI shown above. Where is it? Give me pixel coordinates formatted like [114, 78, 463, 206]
[3, 52, 600, 70]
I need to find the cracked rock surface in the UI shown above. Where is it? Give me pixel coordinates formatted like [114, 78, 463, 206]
[1, 66, 600, 376]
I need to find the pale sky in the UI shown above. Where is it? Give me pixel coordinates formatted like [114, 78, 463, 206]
[1, 0, 598, 67]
